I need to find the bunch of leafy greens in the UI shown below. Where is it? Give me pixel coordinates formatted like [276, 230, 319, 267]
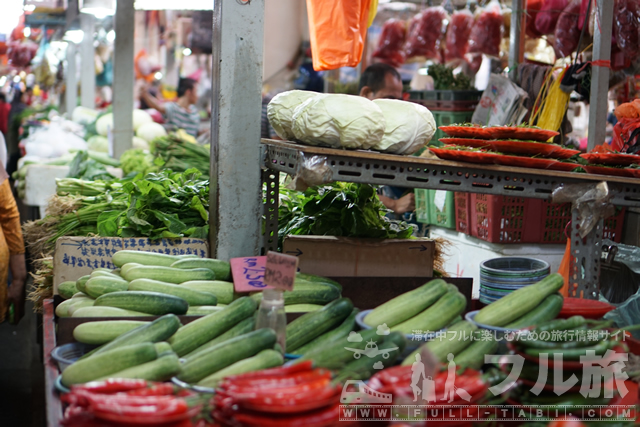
[120, 148, 160, 176]
[153, 133, 210, 178]
[278, 182, 415, 248]
[66, 151, 116, 181]
[427, 64, 473, 91]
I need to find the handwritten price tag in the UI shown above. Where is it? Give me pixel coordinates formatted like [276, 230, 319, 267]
[230, 256, 273, 293]
[264, 251, 298, 291]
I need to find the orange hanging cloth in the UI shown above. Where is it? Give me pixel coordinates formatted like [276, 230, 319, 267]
[558, 238, 571, 297]
[305, 0, 372, 71]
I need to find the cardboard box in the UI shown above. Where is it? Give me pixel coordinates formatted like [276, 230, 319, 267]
[282, 235, 435, 277]
[53, 236, 209, 292]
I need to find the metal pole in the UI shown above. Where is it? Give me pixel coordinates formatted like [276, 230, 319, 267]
[508, 0, 525, 82]
[79, 13, 95, 109]
[112, 0, 135, 159]
[587, 0, 613, 152]
[65, 42, 77, 115]
[209, 0, 265, 259]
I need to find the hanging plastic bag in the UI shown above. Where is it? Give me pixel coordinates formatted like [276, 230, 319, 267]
[444, 9, 474, 64]
[554, 0, 583, 58]
[535, 0, 569, 36]
[468, 1, 504, 58]
[404, 7, 449, 60]
[578, 0, 592, 30]
[305, 0, 371, 71]
[525, 0, 545, 37]
[372, 19, 407, 67]
[614, 0, 640, 61]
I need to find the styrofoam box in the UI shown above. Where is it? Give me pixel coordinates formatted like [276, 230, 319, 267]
[429, 226, 565, 299]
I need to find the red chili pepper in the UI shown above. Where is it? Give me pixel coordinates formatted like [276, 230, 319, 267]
[223, 360, 313, 381]
[222, 377, 332, 401]
[91, 399, 189, 424]
[220, 369, 331, 392]
[71, 378, 148, 394]
[126, 383, 176, 396]
[242, 388, 340, 414]
[232, 402, 340, 427]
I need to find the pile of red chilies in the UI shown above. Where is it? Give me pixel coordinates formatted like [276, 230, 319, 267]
[213, 360, 343, 427]
[61, 378, 205, 427]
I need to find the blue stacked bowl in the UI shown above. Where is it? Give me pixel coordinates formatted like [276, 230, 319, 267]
[479, 257, 550, 305]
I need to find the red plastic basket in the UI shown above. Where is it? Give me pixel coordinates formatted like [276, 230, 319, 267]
[558, 297, 615, 319]
[454, 193, 626, 244]
[454, 192, 471, 234]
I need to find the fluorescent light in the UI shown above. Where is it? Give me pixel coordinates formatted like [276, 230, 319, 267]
[64, 30, 84, 44]
[23, 27, 31, 37]
[182, 48, 192, 56]
[134, 0, 213, 10]
[80, 0, 115, 18]
[23, 5, 36, 12]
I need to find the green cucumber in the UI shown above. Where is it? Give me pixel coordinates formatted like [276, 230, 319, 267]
[75, 275, 90, 293]
[335, 332, 406, 383]
[186, 306, 224, 316]
[112, 250, 184, 268]
[505, 293, 564, 329]
[286, 298, 353, 352]
[90, 271, 123, 280]
[97, 354, 180, 382]
[168, 297, 257, 356]
[251, 282, 341, 306]
[58, 281, 78, 299]
[364, 279, 449, 328]
[153, 341, 174, 357]
[183, 315, 256, 359]
[454, 336, 499, 370]
[402, 320, 477, 366]
[171, 258, 231, 281]
[296, 274, 342, 292]
[122, 266, 214, 284]
[298, 329, 380, 369]
[94, 291, 188, 315]
[72, 306, 153, 317]
[55, 299, 76, 318]
[120, 263, 142, 277]
[178, 328, 277, 384]
[180, 281, 234, 304]
[84, 277, 129, 299]
[391, 291, 467, 335]
[291, 309, 358, 355]
[73, 320, 149, 345]
[89, 314, 181, 357]
[196, 349, 284, 388]
[62, 343, 157, 386]
[128, 278, 217, 306]
[67, 299, 96, 316]
[72, 292, 89, 299]
[284, 304, 324, 313]
[474, 273, 565, 327]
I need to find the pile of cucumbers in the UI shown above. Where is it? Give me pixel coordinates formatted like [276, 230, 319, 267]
[56, 250, 343, 318]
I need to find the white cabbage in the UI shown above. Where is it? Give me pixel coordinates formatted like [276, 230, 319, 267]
[87, 135, 109, 153]
[132, 136, 150, 150]
[267, 90, 319, 140]
[291, 94, 385, 150]
[132, 109, 153, 131]
[71, 106, 99, 125]
[96, 109, 154, 137]
[136, 122, 167, 142]
[372, 99, 436, 155]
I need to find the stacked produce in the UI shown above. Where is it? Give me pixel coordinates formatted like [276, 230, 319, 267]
[153, 132, 211, 177]
[267, 90, 436, 155]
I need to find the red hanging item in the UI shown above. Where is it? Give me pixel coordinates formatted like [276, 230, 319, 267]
[404, 7, 448, 60]
[614, 0, 640, 61]
[468, 1, 504, 58]
[554, 0, 583, 58]
[535, 0, 569, 36]
[444, 9, 474, 63]
[372, 19, 407, 67]
[525, 0, 545, 38]
[305, 0, 371, 71]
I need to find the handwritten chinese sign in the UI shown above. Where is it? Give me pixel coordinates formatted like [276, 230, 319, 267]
[264, 251, 297, 291]
[230, 256, 272, 293]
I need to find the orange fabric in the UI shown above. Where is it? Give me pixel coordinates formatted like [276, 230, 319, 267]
[558, 238, 571, 297]
[0, 179, 23, 322]
[615, 99, 640, 120]
[305, 0, 371, 71]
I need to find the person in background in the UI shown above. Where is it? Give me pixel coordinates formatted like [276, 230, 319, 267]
[0, 162, 26, 324]
[139, 78, 200, 137]
[6, 88, 29, 177]
[0, 93, 10, 137]
[358, 64, 415, 217]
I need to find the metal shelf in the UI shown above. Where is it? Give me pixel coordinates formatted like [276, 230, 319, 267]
[261, 139, 640, 299]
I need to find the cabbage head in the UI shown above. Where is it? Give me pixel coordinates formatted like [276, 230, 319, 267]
[291, 94, 385, 150]
[86, 135, 109, 153]
[372, 99, 436, 155]
[267, 90, 319, 140]
[136, 122, 167, 142]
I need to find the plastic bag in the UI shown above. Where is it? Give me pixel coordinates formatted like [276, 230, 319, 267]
[372, 19, 407, 67]
[444, 9, 474, 63]
[551, 182, 614, 238]
[578, 0, 592, 30]
[535, 0, 569, 36]
[404, 7, 448, 60]
[611, 117, 640, 152]
[525, 0, 544, 38]
[554, 0, 583, 58]
[614, 0, 640, 61]
[287, 153, 333, 191]
[305, 0, 371, 71]
[468, 1, 504, 58]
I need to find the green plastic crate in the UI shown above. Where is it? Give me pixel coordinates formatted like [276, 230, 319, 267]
[430, 110, 475, 147]
[414, 189, 456, 229]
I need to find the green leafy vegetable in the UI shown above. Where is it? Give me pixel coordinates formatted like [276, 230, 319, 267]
[427, 64, 473, 91]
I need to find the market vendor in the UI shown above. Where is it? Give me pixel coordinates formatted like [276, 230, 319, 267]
[0, 163, 26, 324]
[359, 64, 415, 216]
[139, 78, 201, 137]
